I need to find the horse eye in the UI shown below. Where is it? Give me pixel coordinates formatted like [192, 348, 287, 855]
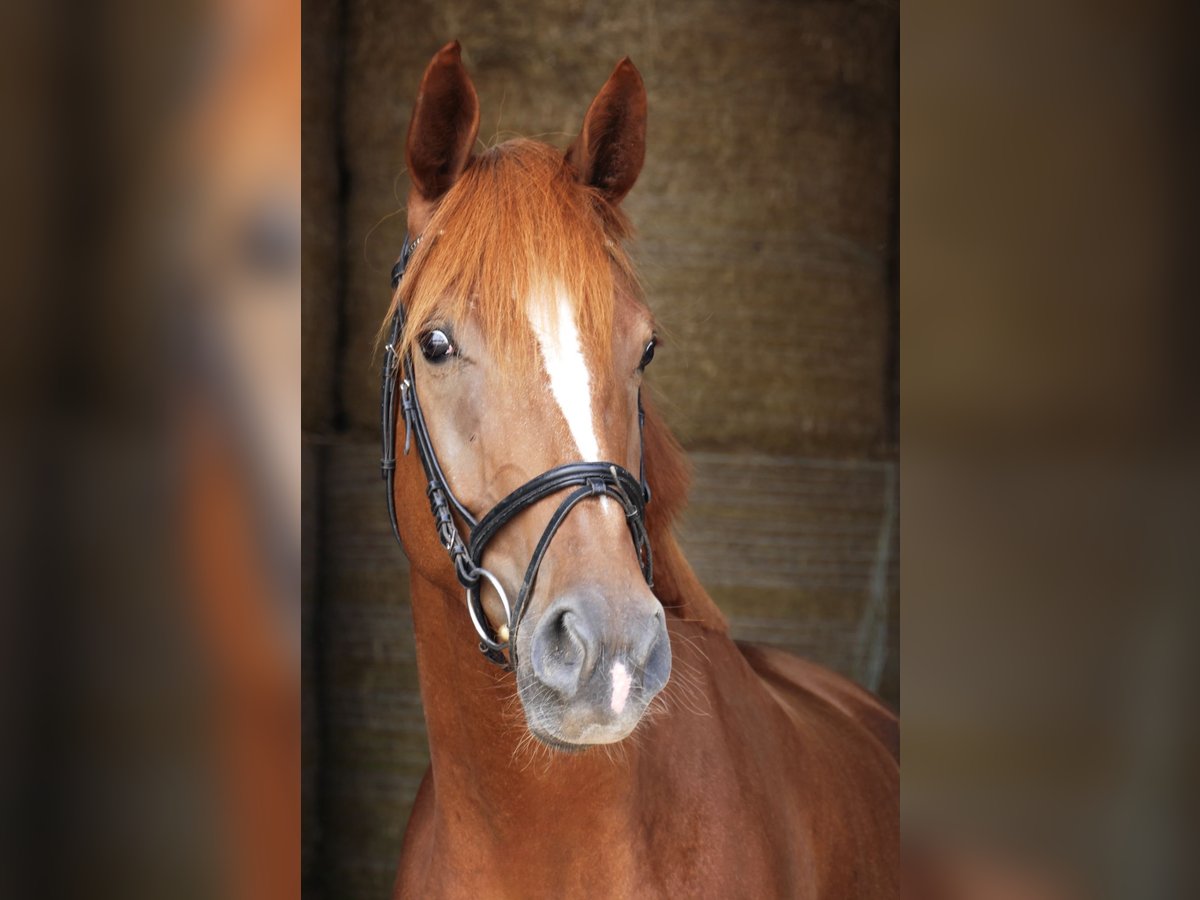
[639, 337, 657, 370]
[419, 329, 456, 363]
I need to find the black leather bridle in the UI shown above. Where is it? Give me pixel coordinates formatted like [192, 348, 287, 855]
[380, 234, 653, 669]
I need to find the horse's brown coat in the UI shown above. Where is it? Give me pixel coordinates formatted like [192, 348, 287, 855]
[388, 42, 898, 899]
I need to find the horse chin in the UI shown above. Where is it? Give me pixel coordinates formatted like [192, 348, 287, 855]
[521, 700, 644, 752]
[526, 727, 594, 754]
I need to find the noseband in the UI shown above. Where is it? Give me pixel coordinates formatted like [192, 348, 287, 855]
[381, 235, 653, 669]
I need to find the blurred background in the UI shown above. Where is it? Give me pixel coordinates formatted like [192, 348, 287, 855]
[903, 1, 1199, 897]
[1, 0, 299, 898]
[302, 3, 897, 898]
[4, 0, 1195, 898]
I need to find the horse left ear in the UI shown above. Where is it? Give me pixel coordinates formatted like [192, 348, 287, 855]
[566, 57, 647, 204]
[406, 41, 480, 214]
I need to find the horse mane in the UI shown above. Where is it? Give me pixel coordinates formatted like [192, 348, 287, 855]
[640, 394, 729, 634]
[386, 137, 727, 634]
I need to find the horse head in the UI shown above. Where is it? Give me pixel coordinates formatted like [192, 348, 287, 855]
[386, 42, 671, 750]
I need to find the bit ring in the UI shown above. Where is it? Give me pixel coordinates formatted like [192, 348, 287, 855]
[466, 566, 512, 649]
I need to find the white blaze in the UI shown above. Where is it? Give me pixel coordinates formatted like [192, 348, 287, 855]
[528, 284, 601, 461]
[610, 661, 632, 714]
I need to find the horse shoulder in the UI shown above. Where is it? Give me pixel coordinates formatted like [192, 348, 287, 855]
[736, 640, 899, 764]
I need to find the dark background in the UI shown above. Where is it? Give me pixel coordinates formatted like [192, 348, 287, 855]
[302, 2, 898, 897]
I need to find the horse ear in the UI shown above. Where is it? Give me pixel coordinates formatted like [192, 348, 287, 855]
[566, 57, 647, 204]
[406, 41, 480, 207]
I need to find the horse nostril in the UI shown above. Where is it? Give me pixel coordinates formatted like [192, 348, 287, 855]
[531, 604, 594, 698]
[635, 611, 672, 698]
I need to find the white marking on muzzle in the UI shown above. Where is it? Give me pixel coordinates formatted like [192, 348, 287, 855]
[610, 661, 632, 714]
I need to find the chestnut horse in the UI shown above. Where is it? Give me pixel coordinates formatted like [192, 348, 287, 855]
[383, 42, 898, 899]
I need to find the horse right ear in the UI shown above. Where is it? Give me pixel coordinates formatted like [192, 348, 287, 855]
[566, 57, 647, 204]
[405, 41, 480, 216]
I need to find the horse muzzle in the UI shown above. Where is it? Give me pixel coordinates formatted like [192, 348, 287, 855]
[517, 588, 671, 747]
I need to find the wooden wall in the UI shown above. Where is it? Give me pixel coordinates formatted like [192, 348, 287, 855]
[303, 1, 897, 896]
